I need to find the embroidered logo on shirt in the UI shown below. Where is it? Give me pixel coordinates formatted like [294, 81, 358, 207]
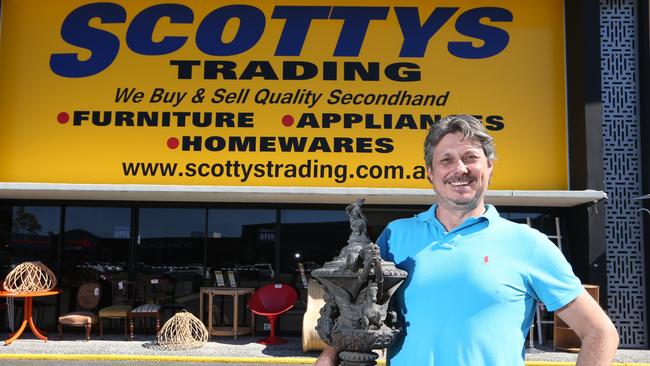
[484, 255, 489, 264]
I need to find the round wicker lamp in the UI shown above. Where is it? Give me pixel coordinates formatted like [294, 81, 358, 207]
[3, 261, 57, 293]
[156, 310, 208, 350]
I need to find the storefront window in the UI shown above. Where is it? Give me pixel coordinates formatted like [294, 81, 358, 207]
[0, 205, 12, 277]
[280, 209, 349, 282]
[138, 208, 205, 272]
[62, 207, 130, 286]
[206, 208, 275, 287]
[9, 206, 60, 274]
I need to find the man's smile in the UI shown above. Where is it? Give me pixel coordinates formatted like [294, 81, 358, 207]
[446, 175, 476, 187]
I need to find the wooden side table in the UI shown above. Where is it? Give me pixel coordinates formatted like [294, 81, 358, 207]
[199, 287, 254, 340]
[0, 289, 61, 345]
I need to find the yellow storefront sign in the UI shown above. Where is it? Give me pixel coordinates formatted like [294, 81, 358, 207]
[0, 0, 568, 189]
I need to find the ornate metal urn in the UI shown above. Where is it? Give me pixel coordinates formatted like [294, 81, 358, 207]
[312, 199, 408, 366]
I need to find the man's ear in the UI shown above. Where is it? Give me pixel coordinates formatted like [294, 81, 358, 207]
[427, 166, 434, 184]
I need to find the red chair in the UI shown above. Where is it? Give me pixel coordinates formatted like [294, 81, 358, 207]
[249, 283, 298, 345]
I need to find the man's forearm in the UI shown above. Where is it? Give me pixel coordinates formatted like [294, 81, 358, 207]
[556, 292, 619, 366]
[575, 325, 619, 366]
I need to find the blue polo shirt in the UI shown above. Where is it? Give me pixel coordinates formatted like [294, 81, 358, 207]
[377, 204, 583, 366]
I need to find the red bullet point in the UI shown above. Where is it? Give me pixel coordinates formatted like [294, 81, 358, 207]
[282, 114, 294, 127]
[57, 112, 70, 124]
[167, 137, 179, 149]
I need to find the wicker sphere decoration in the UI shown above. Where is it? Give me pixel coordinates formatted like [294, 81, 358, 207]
[156, 310, 208, 350]
[3, 261, 57, 293]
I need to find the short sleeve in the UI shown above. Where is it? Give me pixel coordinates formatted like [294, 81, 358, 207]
[527, 233, 584, 312]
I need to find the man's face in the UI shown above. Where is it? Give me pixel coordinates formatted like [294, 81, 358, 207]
[427, 132, 493, 211]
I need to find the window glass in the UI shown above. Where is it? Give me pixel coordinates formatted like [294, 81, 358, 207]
[207, 209, 275, 287]
[138, 208, 206, 301]
[62, 207, 130, 286]
[280, 209, 349, 281]
[138, 208, 205, 271]
[10, 206, 60, 273]
[0, 205, 12, 278]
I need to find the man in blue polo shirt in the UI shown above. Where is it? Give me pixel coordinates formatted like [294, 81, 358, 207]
[316, 114, 618, 365]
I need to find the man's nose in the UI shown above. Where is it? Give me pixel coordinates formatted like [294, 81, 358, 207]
[454, 159, 469, 173]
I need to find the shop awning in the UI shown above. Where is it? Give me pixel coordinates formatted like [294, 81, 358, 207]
[0, 183, 606, 207]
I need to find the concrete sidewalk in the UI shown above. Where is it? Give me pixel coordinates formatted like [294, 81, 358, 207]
[1, 333, 650, 365]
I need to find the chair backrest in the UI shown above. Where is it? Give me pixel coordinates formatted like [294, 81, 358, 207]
[250, 283, 298, 315]
[136, 277, 174, 304]
[110, 279, 135, 306]
[155, 277, 176, 302]
[77, 282, 101, 310]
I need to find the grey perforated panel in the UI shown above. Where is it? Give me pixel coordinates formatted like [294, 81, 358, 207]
[600, 0, 647, 348]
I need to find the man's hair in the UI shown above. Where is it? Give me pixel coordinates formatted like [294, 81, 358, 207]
[424, 114, 496, 168]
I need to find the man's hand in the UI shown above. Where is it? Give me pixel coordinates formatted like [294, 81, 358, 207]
[315, 346, 338, 366]
[556, 291, 619, 366]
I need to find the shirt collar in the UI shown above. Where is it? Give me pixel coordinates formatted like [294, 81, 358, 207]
[416, 203, 499, 225]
